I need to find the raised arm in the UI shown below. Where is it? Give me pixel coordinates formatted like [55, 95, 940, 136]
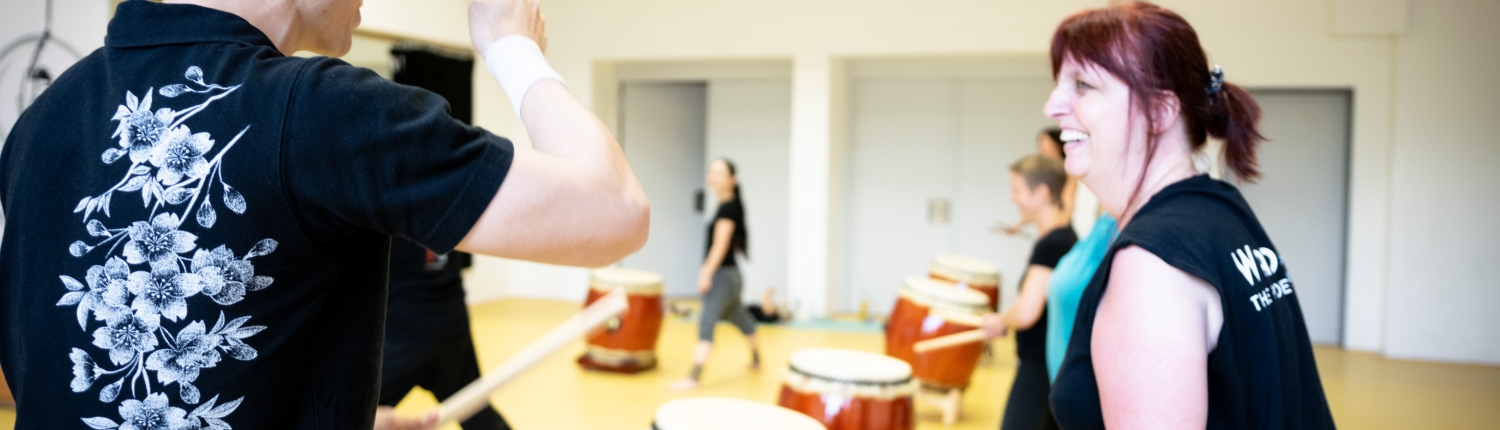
[1092, 246, 1223, 430]
[455, 0, 650, 266]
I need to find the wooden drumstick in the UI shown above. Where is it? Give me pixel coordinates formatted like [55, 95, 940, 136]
[433, 288, 630, 427]
[929, 309, 986, 327]
[913, 329, 988, 353]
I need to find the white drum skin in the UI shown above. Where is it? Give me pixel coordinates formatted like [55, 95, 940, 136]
[653, 397, 827, 430]
[928, 254, 1001, 309]
[778, 348, 916, 430]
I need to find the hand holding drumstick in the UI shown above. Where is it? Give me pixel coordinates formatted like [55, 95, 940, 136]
[912, 312, 1006, 354]
[981, 312, 1008, 340]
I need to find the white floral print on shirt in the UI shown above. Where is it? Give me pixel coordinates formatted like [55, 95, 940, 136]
[58, 66, 275, 430]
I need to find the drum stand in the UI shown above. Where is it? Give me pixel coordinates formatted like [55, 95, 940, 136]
[916, 385, 964, 426]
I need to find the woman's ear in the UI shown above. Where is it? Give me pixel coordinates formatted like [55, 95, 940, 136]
[1151, 90, 1182, 135]
[1035, 183, 1053, 204]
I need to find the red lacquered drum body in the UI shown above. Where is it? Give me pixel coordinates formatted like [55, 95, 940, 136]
[0, 363, 12, 405]
[928, 254, 1002, 310]
[884, 277, 989, 390]
[777, 348, 915, 430]
[576, 267, 664, 373]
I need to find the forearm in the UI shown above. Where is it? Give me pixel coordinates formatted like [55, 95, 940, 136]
[1003, 266, 1052, 330]
[484, 33, 638, 199]
[1002, 306, 1042, 330]
[457, 0, 648, 266]
[701, 241, 730, 274]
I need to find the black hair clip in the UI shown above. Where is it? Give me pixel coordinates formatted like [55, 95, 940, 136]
[1206, 65, 1225, 104]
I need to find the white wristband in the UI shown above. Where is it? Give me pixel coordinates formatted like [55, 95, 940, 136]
[483, 35, 567, 118]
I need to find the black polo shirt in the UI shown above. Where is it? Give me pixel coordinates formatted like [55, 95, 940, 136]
[0, 2, 513, 429]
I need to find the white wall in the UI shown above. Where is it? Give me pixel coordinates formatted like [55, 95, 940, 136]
[0, 0, 110, 248]
[1, 0, 109, 138]
[354, 0, 1500, 363]
[1384, 0, 1500, 365]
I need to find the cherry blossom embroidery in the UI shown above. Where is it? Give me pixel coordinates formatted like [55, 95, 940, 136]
[59, 65, 275, 429]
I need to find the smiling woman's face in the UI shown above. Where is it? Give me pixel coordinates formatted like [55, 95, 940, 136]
[1043, 58, 1150, 212]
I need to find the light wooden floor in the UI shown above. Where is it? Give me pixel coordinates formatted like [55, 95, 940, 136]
[3, 298, 1499, 429]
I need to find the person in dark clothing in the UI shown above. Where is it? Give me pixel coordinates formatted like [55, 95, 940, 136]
[0, 1, 650, 429]
[981, 154, 1077, 430]
[1042, 3, 1334, 429]
[381, 241, 509, 430]
[376, 43, 509, 430]
[670, 158, 761, 391]
[746, 287, 788, 324]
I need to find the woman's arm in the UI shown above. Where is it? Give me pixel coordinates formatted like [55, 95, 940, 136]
[697, 218, 735, 293]
[1092, 246, 1223, 430]
[999, 265, 1053, 331]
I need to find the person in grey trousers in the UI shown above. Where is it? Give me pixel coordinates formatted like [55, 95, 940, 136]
[670, 159, 761, 391]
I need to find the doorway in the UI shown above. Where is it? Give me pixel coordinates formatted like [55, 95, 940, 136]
[619, 83, 709, 297]
[841, 70, 1057, 314]
[1236, 90, 1352, 345]
[614, 74, 794, 299]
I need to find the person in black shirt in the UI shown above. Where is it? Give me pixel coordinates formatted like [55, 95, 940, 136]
[670, 159, 760, 391]
[380, 241, 510, 430]
[0, 1, 650, 429]
[1042, 3, 1334, 429]
[375, 45, 509, 430]
[981, 154, 1077, 430]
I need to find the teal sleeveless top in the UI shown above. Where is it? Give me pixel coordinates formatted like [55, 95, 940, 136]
[1046, 213, 1117, 382]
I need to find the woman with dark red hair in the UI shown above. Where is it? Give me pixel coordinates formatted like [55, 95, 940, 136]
[1043, 2, 1335, 429]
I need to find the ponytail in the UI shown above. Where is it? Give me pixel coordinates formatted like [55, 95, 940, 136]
[721, 159, 749, 259]
[733, 183, 748, 258]
[1207, 82, 1265, 182]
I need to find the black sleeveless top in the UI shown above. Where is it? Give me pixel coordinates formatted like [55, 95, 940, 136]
[1016, 226, 1077, 362]
[1050, 175, 1335, 430]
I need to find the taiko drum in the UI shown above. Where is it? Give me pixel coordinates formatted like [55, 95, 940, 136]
[652, 397, 827, 430]
[777, 348, 915, 430]
[576, 267, 664, 374]
[928, 254, 1002, 310]
[0, 363, 11, 405]
[884, 276, 989, 390]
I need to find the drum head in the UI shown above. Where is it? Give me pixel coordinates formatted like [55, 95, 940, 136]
[589, 267, 663, 293]
[653, 397, 826, 430]
[930, 254, 1001, 285]
[789, 348, 911, 383]
[902, 277, 989, 309]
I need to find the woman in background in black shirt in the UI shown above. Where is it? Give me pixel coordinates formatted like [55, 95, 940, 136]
[1043, 2, 1334, 429]
[982, 154, 1077, 430]
[671, 159, 760, 391]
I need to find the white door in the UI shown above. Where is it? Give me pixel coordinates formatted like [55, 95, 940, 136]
[1235, 90, 1351, 344]
[842, 77, 1055, 314]
[705, 79, 793, 303]
[620, 82, 708, 296]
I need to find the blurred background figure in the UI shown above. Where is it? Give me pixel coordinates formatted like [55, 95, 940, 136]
[381, 240, 511, 430]
[671, 159, 761, 391]
[982, 154, 1076, 430]
[1000, 128, 1077, 238]
[376, 44, 509, 430]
